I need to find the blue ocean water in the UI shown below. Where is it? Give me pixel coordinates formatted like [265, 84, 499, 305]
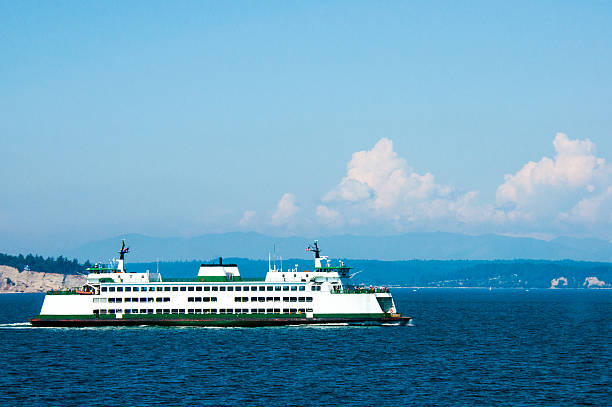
[0, 289, 610, 406]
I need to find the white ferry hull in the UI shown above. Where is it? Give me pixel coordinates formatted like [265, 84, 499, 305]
[30, 240, 411, 328]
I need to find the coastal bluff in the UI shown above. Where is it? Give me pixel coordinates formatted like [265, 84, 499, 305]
[0, 265, 85, 293]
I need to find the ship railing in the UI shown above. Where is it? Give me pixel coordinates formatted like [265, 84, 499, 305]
[162, 278, 200, 282]
[148, 272, 162, 282]
[46, 289, 79, 295]
[331, 287, 390, 294]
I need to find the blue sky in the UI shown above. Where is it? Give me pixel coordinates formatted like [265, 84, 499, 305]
[1, 1, 611, 254]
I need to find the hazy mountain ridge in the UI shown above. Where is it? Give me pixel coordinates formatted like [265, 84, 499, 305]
[66, 232, 612, 262]
[125, 259, 611, 289]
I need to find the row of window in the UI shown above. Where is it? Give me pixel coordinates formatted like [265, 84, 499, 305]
[184, 297, 217, 302]
[94, 297, 220, 303]
[94, 308, 312, 315]
[95, 296, 314, 304]
[100, 285, 311, 293]
[233, 297, 313, 303]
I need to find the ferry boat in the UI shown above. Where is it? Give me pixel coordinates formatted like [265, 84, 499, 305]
[29, 241, 411, 327]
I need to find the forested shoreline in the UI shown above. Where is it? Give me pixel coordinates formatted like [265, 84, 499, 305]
[0, 253, 91, 275]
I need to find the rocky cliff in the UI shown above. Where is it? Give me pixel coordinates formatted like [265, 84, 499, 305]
[0, 265, 86, 293]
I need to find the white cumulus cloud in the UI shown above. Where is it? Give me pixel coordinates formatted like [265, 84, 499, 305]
[324, 138, 452, 210]
[494, 133, 611, 233]
[271, 193, 299, 225]
[559, 186, 612, 224]
[321, 138, 497, 233]
[496, 133, 607, 206]
[316, 205, 342, 226]
[239, 210, 256, 227]
[247, 133, 610, 239]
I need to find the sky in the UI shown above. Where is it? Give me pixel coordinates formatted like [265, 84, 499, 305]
[1, 1, 611, 254]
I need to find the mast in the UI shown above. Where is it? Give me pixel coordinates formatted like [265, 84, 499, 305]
[307, 240, 321, 258]
[307, 240, 322, 268]
[117, 240, 129, 272]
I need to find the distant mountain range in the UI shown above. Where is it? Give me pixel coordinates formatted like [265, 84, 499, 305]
[65, 232, 612, 262]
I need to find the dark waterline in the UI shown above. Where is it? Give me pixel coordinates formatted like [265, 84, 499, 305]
[0, 289, 610, 406]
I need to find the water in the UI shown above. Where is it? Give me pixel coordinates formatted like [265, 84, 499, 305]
[0, 289, 610, 406]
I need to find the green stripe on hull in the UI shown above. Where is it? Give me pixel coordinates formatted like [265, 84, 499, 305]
[196, 276, 235, 282]
[314, 313, 385, 319]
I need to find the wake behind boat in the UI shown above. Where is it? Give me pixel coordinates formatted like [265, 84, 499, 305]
[29, 241, 411, 327]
